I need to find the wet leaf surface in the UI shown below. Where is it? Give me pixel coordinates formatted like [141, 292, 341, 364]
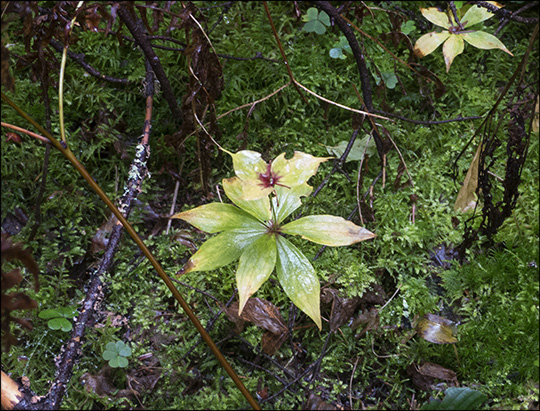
[416, 313, 458, 344]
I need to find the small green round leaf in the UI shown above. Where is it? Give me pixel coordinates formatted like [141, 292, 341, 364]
[39, 308, 61, 319]
[48, 318, 72, 332]
[116, 356, 129, 368]
[105, 341, 118, 352]
[318, 10, 330, 27]
[58, 307, 77, 318]
[329, 48, 343, 59]
[118, 345, 132, 357]
[103, 350, 116, 361]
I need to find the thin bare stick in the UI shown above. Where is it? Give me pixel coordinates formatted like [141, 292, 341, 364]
[166, 180, 180, 234]
[217, 81, 291, 121]
[356, 133, 374, 225]
[294, 80, 391, 121]
[349, 357, 360, 410]
[263, 1, 308, 103]
[1, 122, 51, 144]
[189, 13, 223, 74]
[386, 131, 413, 186]
[379, 283, 402, 312]
[192, 102, 223, 151]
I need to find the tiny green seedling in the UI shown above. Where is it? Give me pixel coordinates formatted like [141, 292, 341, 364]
[102, 341, 132, 368]
[329, 36, 351, 59]
[38, 307, 77, 332]
[373, 71, 398, 89]
[325, 136, 377, 162]
[401, 20, 416, 36]
[302, 7, 330, 35]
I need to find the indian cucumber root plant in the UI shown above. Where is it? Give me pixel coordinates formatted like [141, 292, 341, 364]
[1, 1, 539, 410]
[172, 149, 376, 329]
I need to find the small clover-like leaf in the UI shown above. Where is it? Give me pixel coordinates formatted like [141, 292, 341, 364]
[302, 8, 330, 35]
[401, 20, 416, 35]
[102, 341, 131, 368]
[329, 48, 344, 59]
[381, 71, 398, 89]
[48, 318, 73, 332]
[39, 307, 77, 332]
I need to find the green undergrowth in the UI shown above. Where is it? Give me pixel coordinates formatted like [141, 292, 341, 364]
[2, 1, 538, 409]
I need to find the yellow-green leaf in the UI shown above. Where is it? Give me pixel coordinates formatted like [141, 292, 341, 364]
[442, 33, 464, 72]
[281, 215, 376, 246]
[171, 203, 258, 233]
[462, 30, 513, 55]
[183, 227, 266, 274]
[420, 7, 452, 29]
[461, 2, 503, 27]
[414, 31, 451, 58]
[226, 149, 268, 181]
[223, 177, 272, 222]
[454, 143, 483, 212]
[416, 313, 458, 344]
[272, 151, 331, 188]
[276, 236, 321, 330]
[237, 233, 277, 315]
[272, 183, 313, 224]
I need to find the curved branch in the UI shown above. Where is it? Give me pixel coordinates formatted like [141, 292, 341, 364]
[118, 5, 182, 120]
[372, 111, 484, 125]
[311, 1, 386, 159]
[48, 39, 132, 84]
[471, 1, 539, 24]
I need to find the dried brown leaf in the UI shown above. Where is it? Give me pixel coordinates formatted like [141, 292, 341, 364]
[321, 288, 362, 332]
[454, 143, 483, 212]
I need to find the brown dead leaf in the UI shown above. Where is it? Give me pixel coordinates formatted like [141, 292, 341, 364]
[454, 143, 483, 212]
[351, 308, 379, 338]
[80, 366, 137, 402]
[407, 362, 458, 391]
[261, 330, 289, 356]
[321, 288, 361, 332]
[224, 298, 289, 355]
[303, 392, 339, 410]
